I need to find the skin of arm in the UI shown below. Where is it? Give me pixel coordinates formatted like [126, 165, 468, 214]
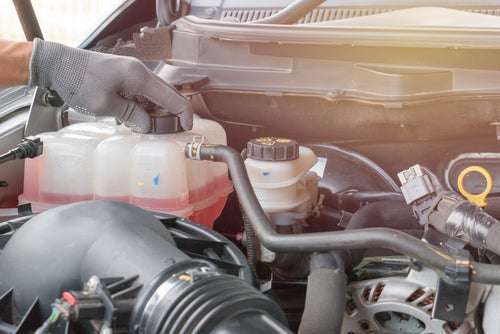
[0, 40, 32, 86]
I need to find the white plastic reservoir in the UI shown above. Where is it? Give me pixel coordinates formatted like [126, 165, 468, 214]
[20, 116, 232, 228]
[244, 137, 318, 215]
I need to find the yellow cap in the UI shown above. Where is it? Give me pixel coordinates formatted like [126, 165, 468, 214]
[457, 165, 493, 207]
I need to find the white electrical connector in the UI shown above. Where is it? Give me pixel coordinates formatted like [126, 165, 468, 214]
[398, 164, 435, 205]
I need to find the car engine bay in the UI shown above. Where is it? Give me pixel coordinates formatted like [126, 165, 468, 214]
[4, 0, 500, 333]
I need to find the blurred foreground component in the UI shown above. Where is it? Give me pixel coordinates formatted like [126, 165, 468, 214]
[0, 201, 289, 334]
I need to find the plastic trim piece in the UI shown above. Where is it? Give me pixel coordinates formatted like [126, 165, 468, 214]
[174, 14, 500, 49]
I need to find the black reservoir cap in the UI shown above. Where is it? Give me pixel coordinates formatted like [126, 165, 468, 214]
[247, 137, 299, 161]
[150, 113, 182, 134]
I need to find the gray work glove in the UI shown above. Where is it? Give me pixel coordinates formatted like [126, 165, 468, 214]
[29, 38, 192, 133]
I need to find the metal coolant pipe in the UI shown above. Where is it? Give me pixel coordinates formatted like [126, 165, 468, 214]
[185, 143, 500, 284]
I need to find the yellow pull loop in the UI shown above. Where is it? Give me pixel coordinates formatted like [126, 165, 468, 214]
[457, 165, 493, 207]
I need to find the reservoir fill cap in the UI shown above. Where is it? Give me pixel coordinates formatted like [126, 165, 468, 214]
[247, 137, 299, 161]
[150, 113, 182, 134]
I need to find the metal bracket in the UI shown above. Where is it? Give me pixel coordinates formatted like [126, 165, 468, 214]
[24, 88, 65, 136]
[432, 247, 471, 322]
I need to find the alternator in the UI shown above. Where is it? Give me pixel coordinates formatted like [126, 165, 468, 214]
[341, 265, 481, 334]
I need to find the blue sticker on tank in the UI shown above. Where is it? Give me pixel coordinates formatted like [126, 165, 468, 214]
[153, 174, 160, 186]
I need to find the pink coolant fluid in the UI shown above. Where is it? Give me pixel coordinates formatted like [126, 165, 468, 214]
[130, 194, 191, 216]
[20, 157, 93, 211]
[189, 174, 233, 228]
[18, 132, 59, 208]
[19, 119, 233, 229]
[190, 197, 229, 229]
[19, 157, 39, 203]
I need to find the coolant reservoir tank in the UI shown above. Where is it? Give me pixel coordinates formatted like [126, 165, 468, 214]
[20, 115, 233, 228]
[192, 114, 229, 192]
[244, 137, 318, 213]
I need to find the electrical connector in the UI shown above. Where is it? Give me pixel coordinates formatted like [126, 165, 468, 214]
[398, 165, 436, 205]
[398, 164, 441, 225]
[0, 137, 43, 165]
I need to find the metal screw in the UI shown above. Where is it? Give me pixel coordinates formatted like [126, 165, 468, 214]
[86, 275, 100, 293]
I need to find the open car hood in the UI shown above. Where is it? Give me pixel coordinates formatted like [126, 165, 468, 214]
[312, 6, 500, 29]
[174, 8, 500, 49]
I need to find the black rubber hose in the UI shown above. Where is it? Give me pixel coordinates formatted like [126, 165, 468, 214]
[187, 144, 500, 284]
[250, 0, 326, 24]
[487, 224, 500, 256]
[212, 312, 292, 334]
[242, 213, 258, 273]
[0, 152, 15, 165]
[0, 137, 43, 165]
[346, 200, 421, 266]
[346, 200, 419, 231]
[336, 191, 403, 212]
[429, 197, 500, 256]
[298, 253, 346, 334]
[473, 262, 500, 283]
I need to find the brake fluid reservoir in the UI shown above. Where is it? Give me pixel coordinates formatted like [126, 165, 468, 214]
[244, 138, 318, 214]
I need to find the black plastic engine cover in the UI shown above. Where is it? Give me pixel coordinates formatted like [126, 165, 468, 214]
[0, 201, 190, 318]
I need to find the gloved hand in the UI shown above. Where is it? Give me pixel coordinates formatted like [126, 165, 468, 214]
[28, 38, 193, 133]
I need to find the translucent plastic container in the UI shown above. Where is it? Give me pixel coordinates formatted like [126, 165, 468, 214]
[192, 115, 232, 201]
[40, 132, 100, 203]
[20, 132, 58, 210]
[93, 134, 140, 202]
[20, 116, 232, 228]
[129, 135, 191, 216]
[245, 146, 318, 213]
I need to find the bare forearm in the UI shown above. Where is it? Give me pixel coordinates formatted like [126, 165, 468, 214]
[0, 40, 32, 86]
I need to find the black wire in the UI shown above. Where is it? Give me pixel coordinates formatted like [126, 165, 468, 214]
[0, 152, 15, 165]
